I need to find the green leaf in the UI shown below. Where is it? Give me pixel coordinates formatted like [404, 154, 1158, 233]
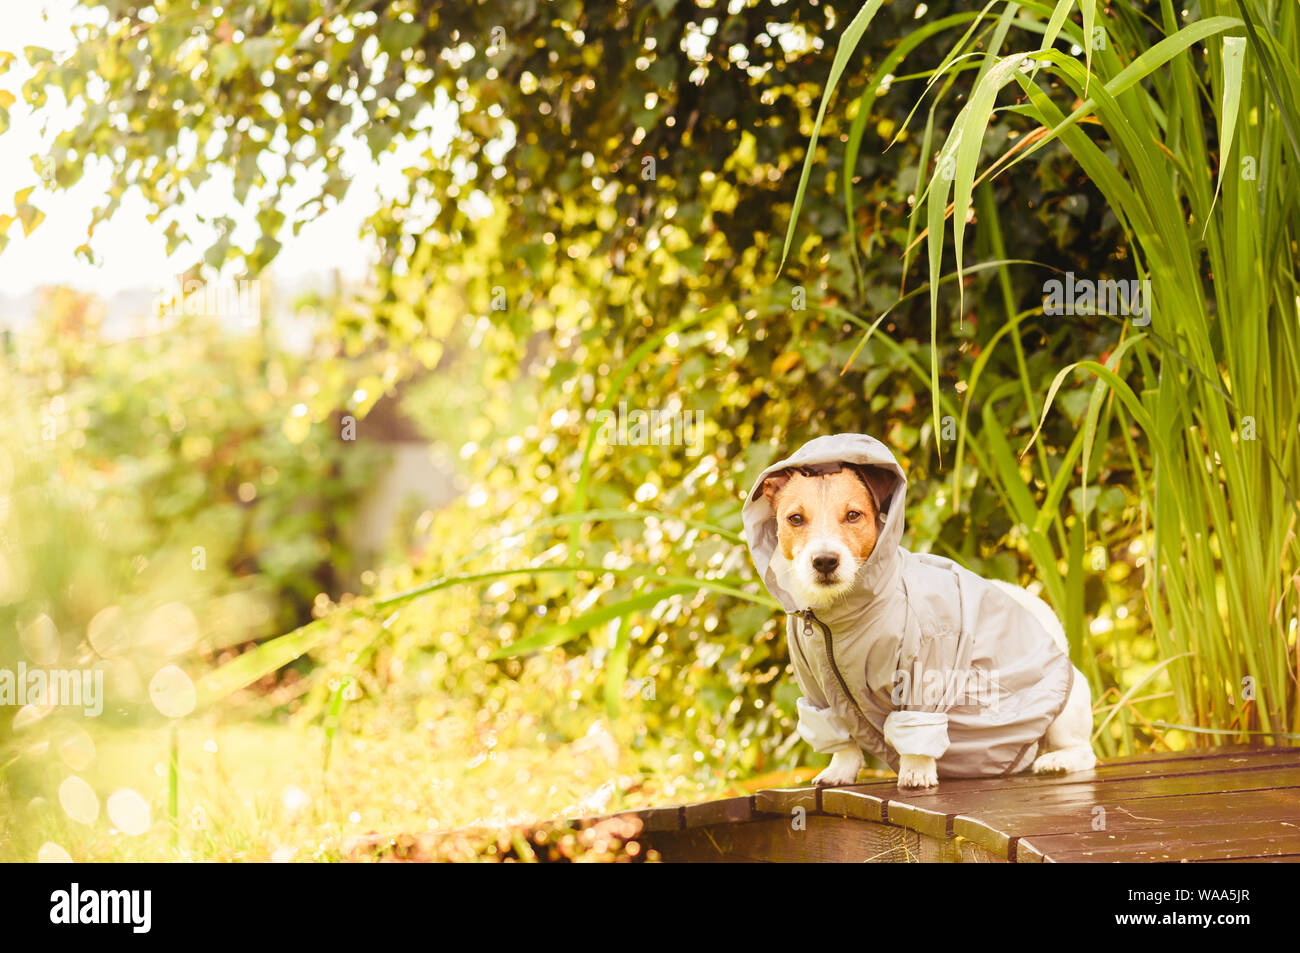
[244, 37, 278, 72]
[780, 0, 890, 271]
[200, 615, 348, 703]
[211, 43, 241, 81]
[603, 618, 629, 719]
[1205, 36, 1246, 229]
[489, 585, 693, 659]
[842, 12, 983, 269]
[1092, 654, 1195, 743]
[296, 17, 323, 50]
[1022, 358, 1165, 465]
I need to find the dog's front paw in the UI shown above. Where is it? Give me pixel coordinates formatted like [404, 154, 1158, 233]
[811, 768, 859, 787]
[1032, 746, 1096, 775]
[896, 754, 938, 790]
[812, 748, 865, 787]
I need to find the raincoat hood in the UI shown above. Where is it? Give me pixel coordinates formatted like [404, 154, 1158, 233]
[743, 432, 908, 613]
[741, 433, 1076, 778]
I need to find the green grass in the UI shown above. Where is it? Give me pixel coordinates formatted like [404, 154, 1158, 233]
[0, 714, 732, 862]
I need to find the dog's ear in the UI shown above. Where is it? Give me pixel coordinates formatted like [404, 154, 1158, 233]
[851, 465, 896, 516]
[758, 469, 792, 507]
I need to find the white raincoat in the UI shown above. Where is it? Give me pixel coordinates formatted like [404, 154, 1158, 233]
[743, 433, 1075, 777]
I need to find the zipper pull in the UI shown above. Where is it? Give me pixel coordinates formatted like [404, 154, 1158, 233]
[801, 611, 813, 637]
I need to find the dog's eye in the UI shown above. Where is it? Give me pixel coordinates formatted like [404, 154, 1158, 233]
[786, 514, 804, 526]
[845, 510, 862, 523]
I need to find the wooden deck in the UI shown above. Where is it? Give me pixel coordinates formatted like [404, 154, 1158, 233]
[623, 745, 1300, 862]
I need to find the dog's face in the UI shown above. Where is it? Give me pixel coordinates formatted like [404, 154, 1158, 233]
[762, 466, 887, 609]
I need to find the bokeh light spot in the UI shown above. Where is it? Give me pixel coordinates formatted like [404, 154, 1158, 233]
[58, 731, 95, 770]
[37, 842, 73, 863]
[59, 775, 99, 824]
[87, 605, 129, 658]
[142, 602, 200, 656]
[106, 788, 152, 836]
[149, 665, 197, 718]
[20, 613, 60, 664]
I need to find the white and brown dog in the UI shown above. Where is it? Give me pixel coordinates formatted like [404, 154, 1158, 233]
[743, 434, 1095, 789]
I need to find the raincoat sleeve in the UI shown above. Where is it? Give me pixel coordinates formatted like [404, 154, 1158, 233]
[881, 562, 960, 760]
[882, 710, 950, 759]
[787, 617, 857, 754]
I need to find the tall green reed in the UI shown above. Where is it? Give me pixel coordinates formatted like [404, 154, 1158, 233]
[790, 0, 1300, 746]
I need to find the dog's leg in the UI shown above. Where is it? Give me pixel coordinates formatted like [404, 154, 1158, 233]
[812, 747, 865, 786]
[896, 753, 938, 789]
[1032, 666, 1097, 774]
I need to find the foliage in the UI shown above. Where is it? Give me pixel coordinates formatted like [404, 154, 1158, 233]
[186, 2, 1157, 781]
[2, 0, 1264, 861]
[0, 293, 381, 790]
[860, 0, 1300, 740]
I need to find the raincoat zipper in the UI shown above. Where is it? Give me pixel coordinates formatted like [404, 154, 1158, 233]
[798, 608, 872, 728]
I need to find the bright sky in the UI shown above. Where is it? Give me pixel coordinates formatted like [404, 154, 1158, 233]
[0, 0, 414, 299]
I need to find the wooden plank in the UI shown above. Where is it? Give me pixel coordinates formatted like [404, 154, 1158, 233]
[575, 747, 1300, 863]
[955, 837, 1011, 863]
[903, 749, 1298, 801]
[822, 778, 897, 793]
[644, 815, 927, 863]
[1086, 749, 1292, 780]
[951, 814, 1012, 859]
[789, 749, 1286, 795]
[909, 749, 1285, 801]
[883, 762, 1300, 860]
[642, 817, 1013, 863]
[916, 832, 962, 862]
[817, 759, 1293, 857]
[886, 799, 954, 841]
[616, 805, 682, 833]
[772, 747, 1286, 808]
[976, 786, 1300, 842]
[926, 771, 1300, 841]
[1023, 834, 1244, 864]
[1196, 854, 1300, 862]
[949, 816, 1047, 862]
[1095, 743, 1289, 767]
[1014, 837, 1045, 863]
[753, 787, 820, 817]
[880, 763, 1300, 822]
[1023, 818, 1300, 862]
[747, 752, 1298, 858]
[777, 751, 1294, 836]
[683, 795, 753, 828]
[821, 787, 889, 822]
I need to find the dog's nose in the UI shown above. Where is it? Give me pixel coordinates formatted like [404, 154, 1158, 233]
[812, 554, 839, 576]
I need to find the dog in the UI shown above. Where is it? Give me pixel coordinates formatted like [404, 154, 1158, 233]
[742, 434, 1096, 790]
